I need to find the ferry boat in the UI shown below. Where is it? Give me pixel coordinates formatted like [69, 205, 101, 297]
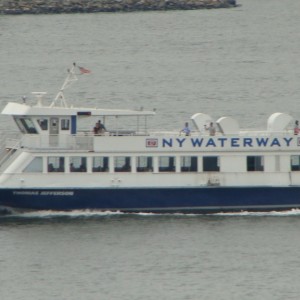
[1, 63, 300, 214]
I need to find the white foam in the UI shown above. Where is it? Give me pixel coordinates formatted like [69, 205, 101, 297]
[214, 209, 300, 217]
[4, 209, 300, 219]
[9, 209, 125, 218]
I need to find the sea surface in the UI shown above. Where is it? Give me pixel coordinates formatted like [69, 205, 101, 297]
[1, 0, 300, 299]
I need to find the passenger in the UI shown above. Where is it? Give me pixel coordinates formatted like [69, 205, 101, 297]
[181, 122, 191, 136]
[94, 120, 106, 135]
[98, 120, 106, 135]
[121, 157, 131, 171]
[48, 163, 54, 172]
[93, 122, 100, 135]
[70, 163, 75, 172]
[79, 164, 87, 172]
[294, 120, 299, 135]
[205, 122, 216, 136]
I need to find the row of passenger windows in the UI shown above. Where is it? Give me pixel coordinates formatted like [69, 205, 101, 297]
[25, 156, 199, 173]
[23, 155, 300, 173]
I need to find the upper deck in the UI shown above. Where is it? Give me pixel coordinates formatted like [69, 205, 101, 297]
[1, 63, 299, 154]
[1, 97, 299, 154]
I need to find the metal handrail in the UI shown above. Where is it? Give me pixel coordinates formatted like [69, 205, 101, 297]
[0, 140, 21, 169]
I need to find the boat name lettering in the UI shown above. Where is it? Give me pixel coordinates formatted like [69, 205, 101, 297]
[161, 137, 294, 148]
[40, 191, 74, 196]
[13, 191, 39, 196]
[13, 191, 74, 196]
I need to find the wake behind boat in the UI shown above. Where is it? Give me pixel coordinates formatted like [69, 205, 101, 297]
[1, 63, 300, 213]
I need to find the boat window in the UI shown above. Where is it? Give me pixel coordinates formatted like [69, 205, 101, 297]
[70, 157, 87, 172]
[37, 119, 48, 130]
[137, 156, 153, 172]
[291, 155, 300, 171]
[93, 157, 109, 172]
[114, 156, 131, 172]
[23, 157, 43, 173]
[203, 156, 220, 172]
[14, 117, 26, 133]
[19, 118, 38, 134]
[181, 156, 198, 172]
[61, 119, 70, 131]
[48, 157, 65, 173]
[159, 156, 175, 172]
[247, 156, 264, 171]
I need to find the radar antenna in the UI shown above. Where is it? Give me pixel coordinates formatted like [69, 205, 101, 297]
[32, 92, 47, 106]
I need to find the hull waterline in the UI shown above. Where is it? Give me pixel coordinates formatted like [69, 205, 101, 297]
[1, 186, 300, 213]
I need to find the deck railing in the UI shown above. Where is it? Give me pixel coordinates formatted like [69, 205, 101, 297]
[20, 134, 94, 150]
[0, 131, 21, 169]
[0, 140, 20, 170]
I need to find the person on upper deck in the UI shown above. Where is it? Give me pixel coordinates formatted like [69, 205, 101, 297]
[205, 122, 216, 136]
[294, 120, 299, 135]
[181, 122, 191, 136]
[94, 120, 106, 135]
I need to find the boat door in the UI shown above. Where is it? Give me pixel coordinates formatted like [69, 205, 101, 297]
[49, 117, 59, 146]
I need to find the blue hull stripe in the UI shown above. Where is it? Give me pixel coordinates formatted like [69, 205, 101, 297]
[1, 186, 300, 213]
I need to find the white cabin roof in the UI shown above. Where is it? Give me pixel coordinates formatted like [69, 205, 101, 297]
[1, 102, 156, 117]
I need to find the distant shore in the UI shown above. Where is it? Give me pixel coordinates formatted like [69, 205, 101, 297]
[0, 0, 237, 14]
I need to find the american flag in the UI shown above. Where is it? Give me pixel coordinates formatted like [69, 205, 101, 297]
[78, 66, 91, 74]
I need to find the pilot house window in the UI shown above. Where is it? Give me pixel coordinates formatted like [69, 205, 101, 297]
[37, 119, 48, 130]
[16, 118, 37, 134]
[61, 119, 70, 131]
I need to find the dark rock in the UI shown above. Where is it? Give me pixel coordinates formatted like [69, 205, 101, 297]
[0, 0, 238, 14]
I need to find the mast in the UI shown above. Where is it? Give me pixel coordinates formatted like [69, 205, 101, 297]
[50, 62, 78, 108]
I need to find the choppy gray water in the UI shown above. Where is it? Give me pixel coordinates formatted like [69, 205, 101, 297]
[1, 0, 300, 299]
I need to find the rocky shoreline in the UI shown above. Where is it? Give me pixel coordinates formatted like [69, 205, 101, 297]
[0, 0, 237, 14]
